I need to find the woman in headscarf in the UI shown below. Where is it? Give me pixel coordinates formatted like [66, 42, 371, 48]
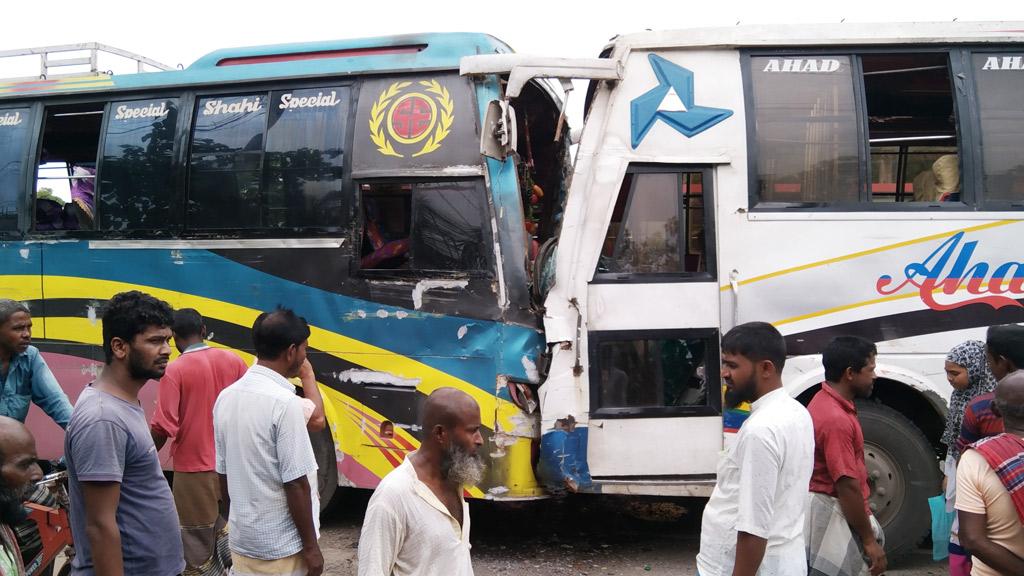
[942, 340, 998, 576]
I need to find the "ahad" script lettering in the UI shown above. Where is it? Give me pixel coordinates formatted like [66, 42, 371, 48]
[762, 59, 842, 73]
[876, 232, 1024, 311]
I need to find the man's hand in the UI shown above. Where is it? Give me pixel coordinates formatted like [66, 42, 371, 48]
[302, 543, 324, 576]
[863, 538, 887, 576]
[299, 359, 315, 382]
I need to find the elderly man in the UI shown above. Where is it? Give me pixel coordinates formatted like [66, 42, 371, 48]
[0, 416, 44, 576]
[0, 299, 72, 429]
[956, 370, 1024, 576]
[357, 387, 484, 576]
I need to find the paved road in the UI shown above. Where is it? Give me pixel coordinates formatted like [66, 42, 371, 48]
[319, 490, 945, 576]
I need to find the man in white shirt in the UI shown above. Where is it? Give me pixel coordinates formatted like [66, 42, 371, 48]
[697, 321, 815, 576]
[357, 387, 484, 576]
[214, 308, 323, 576]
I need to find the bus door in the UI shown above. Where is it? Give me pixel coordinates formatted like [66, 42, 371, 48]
[585, 164, 723, 483]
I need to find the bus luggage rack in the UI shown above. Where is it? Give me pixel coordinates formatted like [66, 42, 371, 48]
[0, 43, 172, 81]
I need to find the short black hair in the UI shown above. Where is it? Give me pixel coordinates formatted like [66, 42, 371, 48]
[102, 291, 174, 364]
[172, 308, 204, 339]
[822, 336, 877, 382]
[987, 324, 1024, 370]
[252, 307, 310, 360]
[721, 322, 787, 373]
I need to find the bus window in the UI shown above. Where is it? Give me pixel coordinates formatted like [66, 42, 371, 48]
[750, 56, 860, 205]
[189, 94, 267, 229]
[359, 180, 489, 272]
[100, 98, 178, 231]
[597, 169, 707, 275]
[590, 332, 720, 416]
[0, 107, 31, 230]
[264, 87, 348, 229]
[36, 104, 103, 231]
[863, 53, 958, 203]
[973, 53, 1024, 206]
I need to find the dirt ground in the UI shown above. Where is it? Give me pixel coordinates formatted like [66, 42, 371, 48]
[318, 490, 946, 576]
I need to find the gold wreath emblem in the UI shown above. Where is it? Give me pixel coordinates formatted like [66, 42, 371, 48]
[369, 79, 453, 158]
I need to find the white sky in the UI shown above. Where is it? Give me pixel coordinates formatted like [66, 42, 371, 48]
[1, 0, 1011, 130]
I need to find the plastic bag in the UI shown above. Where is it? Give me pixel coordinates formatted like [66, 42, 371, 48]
[929, 494, 955, 561]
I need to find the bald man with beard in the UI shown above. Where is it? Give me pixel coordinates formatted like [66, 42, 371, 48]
[957, 370, 1024, 576]
[357, 388, 484, 576]
[0, 416, 44, 576]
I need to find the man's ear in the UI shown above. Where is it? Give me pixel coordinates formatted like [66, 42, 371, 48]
[432, 424, 448, 444]
[760, 359, 776, 378]
[109, 336, 129, 361]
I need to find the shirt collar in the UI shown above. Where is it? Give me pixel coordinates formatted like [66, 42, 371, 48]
[402, 453, 469, 538]
[182, 342, 210, 354]
[248, 364, 295, 393]
[821, 382, 857, 414]
[750, 387, 786, 412]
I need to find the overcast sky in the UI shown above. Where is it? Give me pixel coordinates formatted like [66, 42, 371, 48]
[1, 0, 1011, 128]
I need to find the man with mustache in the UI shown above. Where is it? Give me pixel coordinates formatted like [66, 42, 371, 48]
[64, 291, 184, 576]
[697, 322, 815, 576]
[0, 416, 44, 576]
[0, 299, 73, 429]
[357, 387, 484, 576]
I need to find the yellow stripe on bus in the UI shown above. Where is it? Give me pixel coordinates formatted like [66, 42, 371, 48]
[719, 220, 1017, 292]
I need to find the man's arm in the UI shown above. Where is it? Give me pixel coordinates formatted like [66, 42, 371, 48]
[81, 481, 124, 576]
[28, 351, 72, 429]
[835, 477, 886, 576]
[958, 510, 1024, 574]
[732, 428, 781, 576]
[150, 368, 181, 451]
[356, 499, 403, 576]
[283, 475, 323, 576]
[298, 359, 326, 432]
[218, 473, 230, 520]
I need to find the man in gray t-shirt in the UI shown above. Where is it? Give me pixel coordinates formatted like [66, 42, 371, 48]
[65, 291, 183, 576]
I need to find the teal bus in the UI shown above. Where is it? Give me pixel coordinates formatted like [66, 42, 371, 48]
[0, 34, 569, 505]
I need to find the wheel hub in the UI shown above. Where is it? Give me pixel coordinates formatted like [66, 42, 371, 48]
[864, 440, 906, 529]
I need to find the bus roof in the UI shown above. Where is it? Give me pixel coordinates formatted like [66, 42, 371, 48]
[607, 21, 1024, 54]
[0, 32, 511, 101]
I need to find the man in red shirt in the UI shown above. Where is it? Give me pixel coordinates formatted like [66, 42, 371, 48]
[805, 336, 886, 576]
[151, 308, 248, 575]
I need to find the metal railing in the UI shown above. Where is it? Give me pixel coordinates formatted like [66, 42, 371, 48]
[0, 42, 173, 81]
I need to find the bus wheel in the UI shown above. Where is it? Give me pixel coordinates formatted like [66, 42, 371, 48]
[857, 401, 941, 562]
[310, 425, 339, 512]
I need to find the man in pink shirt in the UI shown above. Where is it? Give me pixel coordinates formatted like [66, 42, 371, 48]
[151, 308, 248, 575]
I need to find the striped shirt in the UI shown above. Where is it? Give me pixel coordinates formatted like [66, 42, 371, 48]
[957, 392, 1004, 457]
[213, 365, 319, 560]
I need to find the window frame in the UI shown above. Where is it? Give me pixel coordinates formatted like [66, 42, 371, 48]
[591, 164, 717, 284]
[0, 102, 40, 235]
[743, 46, 986, 212]
[353, 176, 496, 279]
[588, 328, 722, 419]
[963, 47, 1024, 211]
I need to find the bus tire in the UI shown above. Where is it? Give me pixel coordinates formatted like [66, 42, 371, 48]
[856, 400, 941, 562]
[310, 425, 338, 513]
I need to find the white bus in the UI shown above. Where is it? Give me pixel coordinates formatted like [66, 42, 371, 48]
[463, 21, 1024, 559]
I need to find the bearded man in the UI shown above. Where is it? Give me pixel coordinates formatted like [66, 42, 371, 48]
[357, 387, 484, 576]
[0, 416, 44, 576]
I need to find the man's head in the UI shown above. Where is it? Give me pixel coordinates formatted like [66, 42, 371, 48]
[986, 324, 1024, 381]
[0, 417, 42, 525]
[171, 308, 206, 353]
[421, 388, 484, 486]
[252, 307, 310, 378]
[822, 336, 877, 398]
[0, 299, 32, 359]
[721, 322, 787, 408]
[992, 371, 1024, 432]
[102, 291, 174, 380]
